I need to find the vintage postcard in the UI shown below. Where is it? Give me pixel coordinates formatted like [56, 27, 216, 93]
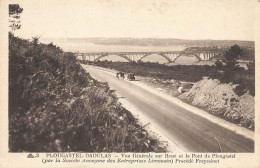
[0, 0, 259, 167]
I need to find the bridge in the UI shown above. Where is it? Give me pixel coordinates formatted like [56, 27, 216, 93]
[75, 49, 225, 63]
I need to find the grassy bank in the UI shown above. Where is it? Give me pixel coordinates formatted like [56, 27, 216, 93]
[9, 33, 165, 152]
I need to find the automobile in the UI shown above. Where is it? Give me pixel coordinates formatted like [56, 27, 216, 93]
[116, 72, 125, 79]
[127, 73, 135, 81]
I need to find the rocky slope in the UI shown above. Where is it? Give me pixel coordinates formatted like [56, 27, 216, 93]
[178, 78, 254, 130]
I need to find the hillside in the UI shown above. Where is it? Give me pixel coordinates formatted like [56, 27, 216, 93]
[8, 33, 165, 152]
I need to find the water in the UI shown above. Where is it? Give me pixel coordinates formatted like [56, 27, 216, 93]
[40, 39, 186, 53]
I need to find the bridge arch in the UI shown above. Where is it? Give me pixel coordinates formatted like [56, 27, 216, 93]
[208, 53, 224, 61]
[139, 53, 172, 62]
[93, 53, 132, 62]
[172, 52, 202, 62]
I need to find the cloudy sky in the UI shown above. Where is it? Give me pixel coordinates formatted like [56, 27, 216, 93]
[12, 0, 256, 41]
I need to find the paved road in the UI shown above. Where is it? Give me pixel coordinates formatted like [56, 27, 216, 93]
[83, 65, 254, 152]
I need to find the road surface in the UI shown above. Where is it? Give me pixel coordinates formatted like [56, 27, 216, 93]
[83, 65, 254, 152]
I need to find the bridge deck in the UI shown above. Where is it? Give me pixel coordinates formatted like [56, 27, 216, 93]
[75, 50, 225, 62]
[76, 51, 183, 55]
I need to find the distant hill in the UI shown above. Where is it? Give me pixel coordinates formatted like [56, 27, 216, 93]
[45, 38, 254, 48]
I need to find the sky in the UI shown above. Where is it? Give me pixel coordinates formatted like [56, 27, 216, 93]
[11, 0, 257, 41]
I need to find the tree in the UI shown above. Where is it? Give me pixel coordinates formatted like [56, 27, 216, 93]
[223, 44, 243, 69]
[9, 4, 23, 31]
[214, 59, 223, 69]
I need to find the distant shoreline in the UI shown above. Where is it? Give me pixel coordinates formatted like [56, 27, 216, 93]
[41, 37, 254, 48]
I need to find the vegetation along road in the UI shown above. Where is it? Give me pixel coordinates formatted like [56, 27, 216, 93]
[83, 65, 254, 153]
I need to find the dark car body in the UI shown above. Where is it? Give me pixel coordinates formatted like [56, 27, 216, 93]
[127, 73, 135, 81]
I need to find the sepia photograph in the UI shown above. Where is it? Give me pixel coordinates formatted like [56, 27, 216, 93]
[1, 0, 260, 167]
